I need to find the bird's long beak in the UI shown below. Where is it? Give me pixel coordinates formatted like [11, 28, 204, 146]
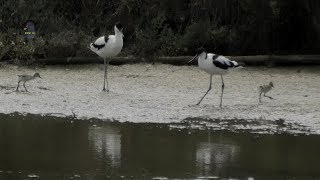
[120, 29, 124, 37]
[188, 55, 198, 63]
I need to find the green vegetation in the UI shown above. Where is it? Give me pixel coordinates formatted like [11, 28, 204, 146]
[0, 0, 320, 64]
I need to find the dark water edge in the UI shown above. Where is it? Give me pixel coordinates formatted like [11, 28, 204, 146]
[0, 113, 320, 180]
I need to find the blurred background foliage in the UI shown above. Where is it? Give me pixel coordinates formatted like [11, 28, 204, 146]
[0, 0, 320, 63]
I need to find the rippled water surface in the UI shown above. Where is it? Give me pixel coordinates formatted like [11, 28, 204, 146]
[1, 114, 320, 180]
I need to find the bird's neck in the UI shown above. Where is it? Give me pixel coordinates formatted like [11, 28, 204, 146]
[198, 52, 207, 61]
[114, 28, 123, 38]
[116, 32, 123, 36]
[115, 32, 123, 40]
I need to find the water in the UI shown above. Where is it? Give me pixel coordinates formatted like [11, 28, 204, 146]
[0, 113, 320, 180]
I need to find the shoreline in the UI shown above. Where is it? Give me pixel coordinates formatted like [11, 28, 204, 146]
[0, 112, 313, 135]
[0, 64, 319, 134]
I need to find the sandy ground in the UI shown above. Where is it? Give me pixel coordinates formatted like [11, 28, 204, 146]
[0, 64, 320, 134]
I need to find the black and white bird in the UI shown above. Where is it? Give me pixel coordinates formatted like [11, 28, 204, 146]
[189, 47, 243, 107]
[89, 22, 124, 92]
[16, 73, 42, 92]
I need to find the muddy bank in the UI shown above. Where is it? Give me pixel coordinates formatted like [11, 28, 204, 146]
[0, 64, 319, 134]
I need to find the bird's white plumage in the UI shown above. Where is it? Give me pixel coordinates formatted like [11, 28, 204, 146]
[197, 52, 242, 75]
[92, 36, 106, 46]
[191, 48, 243, 106]
[90, 34, 123, 58]
[215, 56, 239, 67]
[89, 23, 124, 91]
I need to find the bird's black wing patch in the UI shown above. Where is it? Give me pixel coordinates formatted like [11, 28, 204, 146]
[213, 60, 229, 69]
[213, 57, 235, 70]
[212, 54, 220, 61]
[92, 43, 105, 50]
[92, 36, 110, 50]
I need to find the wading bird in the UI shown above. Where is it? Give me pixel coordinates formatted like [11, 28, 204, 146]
[189, 47, 243, 107]
[259, 82, 274, 103]
[16, 73, 42, 92]
[89, 22, 124, 92]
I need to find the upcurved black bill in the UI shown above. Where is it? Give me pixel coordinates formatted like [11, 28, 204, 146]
[188, 55, 197, 63]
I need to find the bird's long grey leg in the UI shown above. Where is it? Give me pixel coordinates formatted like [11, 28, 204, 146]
[220, 75, 225, 107]
[264, 93, 274, 100]
[259, 92, 262, 103]
[106, 59, 110, 91]
[16, 81, 20, 91]
[23, 82, 28, 92]
[196, 75, 213, 105]
[102, 57, 108, 92]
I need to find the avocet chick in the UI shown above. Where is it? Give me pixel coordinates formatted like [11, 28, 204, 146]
[259, 82, 274, 102]
[16, 73, 42, 92]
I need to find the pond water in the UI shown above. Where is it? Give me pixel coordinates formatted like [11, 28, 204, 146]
[0, 113, 320, 180]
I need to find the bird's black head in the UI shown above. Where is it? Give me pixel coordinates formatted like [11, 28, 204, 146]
[269, 82, 274, 87]
[34, 73, 42, 78]
[196, 47, 206, 55]
[188, 47, 207, 63]
[115, 22, 123, 31]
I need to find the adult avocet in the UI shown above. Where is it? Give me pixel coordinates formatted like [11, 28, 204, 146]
[189, 47, 243, 107]
[89, 22, 124, 92]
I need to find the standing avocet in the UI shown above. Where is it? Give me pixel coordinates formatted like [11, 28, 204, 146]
[189, 47, 243, 107]
[89, 22, 124, 92]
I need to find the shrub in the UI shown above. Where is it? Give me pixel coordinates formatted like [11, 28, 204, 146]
[45, 30, 78, 57]
[0, 33, 12, 61]
[178, 21, 211, 53]
[158, 26, 181, 56]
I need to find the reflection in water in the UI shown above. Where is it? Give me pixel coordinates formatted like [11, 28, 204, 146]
[195, 132, 239, 176]
[196, 143, 239, 174]
[1, 114, 320, 179]
[88, 126, 121, 167]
